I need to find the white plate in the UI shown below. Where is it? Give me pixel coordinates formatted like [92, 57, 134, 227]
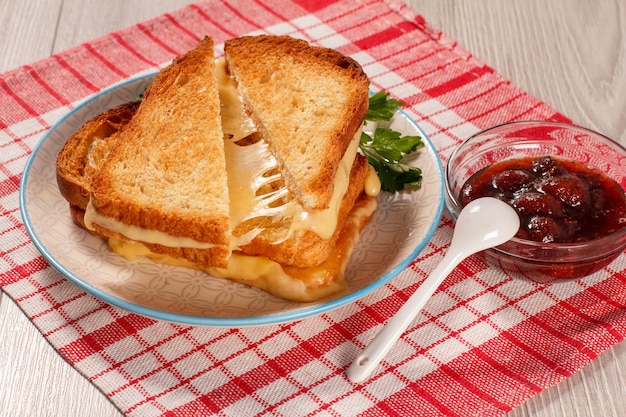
[20, 74, 444, 326]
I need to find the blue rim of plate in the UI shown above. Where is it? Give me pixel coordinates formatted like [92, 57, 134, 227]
[19, 75, 445, 327]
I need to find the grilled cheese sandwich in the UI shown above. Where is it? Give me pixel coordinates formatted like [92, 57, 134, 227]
[57, 35, 379, 302]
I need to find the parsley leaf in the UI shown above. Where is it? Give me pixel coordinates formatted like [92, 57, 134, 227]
[364, 128, 423, 162]
[366, 91, 405, 121]
[360, 130, 424, 192]
[360, 92, 424, 192]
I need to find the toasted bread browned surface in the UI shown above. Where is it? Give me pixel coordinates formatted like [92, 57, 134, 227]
[224, 35, 370, 210]
[56, 101, 139, 212]
[88, 36, 232, 268]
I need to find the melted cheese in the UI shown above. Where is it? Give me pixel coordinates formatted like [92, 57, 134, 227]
[285, 130, 361, 240]
[214, 60, 256, 141]
[364, 166, 381, 197]
[108, 195, 378, 302]
[84, 202, 220, 249]
[108, 237, 200, 268]
[225, 126, 363, 248]
[216, 56, 367, 245]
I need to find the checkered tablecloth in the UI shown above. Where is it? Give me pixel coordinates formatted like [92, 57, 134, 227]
[3, 0, 626, 416]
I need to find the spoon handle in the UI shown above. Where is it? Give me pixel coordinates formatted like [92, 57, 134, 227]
[346, 249, 464, 383]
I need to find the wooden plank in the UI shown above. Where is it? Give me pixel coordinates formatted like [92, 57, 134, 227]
[52, 0, 197, 53]
[0, 0, 62, 72]
[408, 0, 626, 145]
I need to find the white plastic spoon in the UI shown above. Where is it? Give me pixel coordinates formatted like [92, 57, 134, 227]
[347, 197, 520, 383]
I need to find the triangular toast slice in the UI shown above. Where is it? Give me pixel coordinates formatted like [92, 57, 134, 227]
[87, 36, 232, 268]
[223, 35, 370, 210]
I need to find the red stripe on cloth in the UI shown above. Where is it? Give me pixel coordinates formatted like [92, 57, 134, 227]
[292, 0, 342, 12]
[110, 33, 159, 67]
[39, 302, 109, 339]
[439, 363, 512, 415]
[171, 366, 258, 412]
[165, 397, 220, 417]
[162, 13, 203, 43]
[459, 90, 538, 129]
[588, 282, 626, 311]
[354, 20, 418, 50]
[23, 65, 71, 107]
[220, 1, 267, 33]
[472, 347, 543, 394]
[113, 327, 246, 413]
[0, 78, 40, 119]
[52, 55, 100, 93]
[59, 315, 156, 364]
[383, 382, 458, 416]
[187, 1, 283, 41]
[83, 44, 130, 79]
[344, 303, 389, 332]
[561, 299, 623, 343]
[0, 80, 53, 131]
[373, 39, 452, 83]
[144, 324, 344, 415]
[187, 3, 239, 41]
[499, 331, 571, 378]
[137, 22, 200, 58]
[549, 111, 572, 123]
[0, 170, 21, 192]
[252, 0, 308, 23]
[0, 256, 49, 287]
[422, 66, 495, 99]
[527, 312, 603, 360]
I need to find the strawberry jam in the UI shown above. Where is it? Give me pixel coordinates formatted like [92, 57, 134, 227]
[459, 156, 626, 244]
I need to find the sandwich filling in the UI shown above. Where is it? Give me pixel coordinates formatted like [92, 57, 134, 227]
[218, 58, 371, 247]
[100, 55, 380, 301]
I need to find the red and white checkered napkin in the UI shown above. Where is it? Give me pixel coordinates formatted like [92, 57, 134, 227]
[2, 0, 626, 415]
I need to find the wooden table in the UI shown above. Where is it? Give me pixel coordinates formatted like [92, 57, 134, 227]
[2, 1, 625, 416]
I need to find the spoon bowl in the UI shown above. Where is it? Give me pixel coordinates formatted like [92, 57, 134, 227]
[347, 197, 520, 383]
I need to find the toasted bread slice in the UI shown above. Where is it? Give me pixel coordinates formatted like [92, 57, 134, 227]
[224, 35, 370, 210]
[56, 101, 140, 213]
[88, 36, 232, 268]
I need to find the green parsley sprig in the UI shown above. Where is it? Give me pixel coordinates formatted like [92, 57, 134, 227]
[360, 91, 424, 192]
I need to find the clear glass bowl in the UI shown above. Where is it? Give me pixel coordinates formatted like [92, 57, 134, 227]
[445, 121, 626, 283]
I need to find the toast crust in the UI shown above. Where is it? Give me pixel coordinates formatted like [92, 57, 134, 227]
[224, 35, 370, 210]
[89, 37, 232, 266]
[56, 101, 140, 211]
